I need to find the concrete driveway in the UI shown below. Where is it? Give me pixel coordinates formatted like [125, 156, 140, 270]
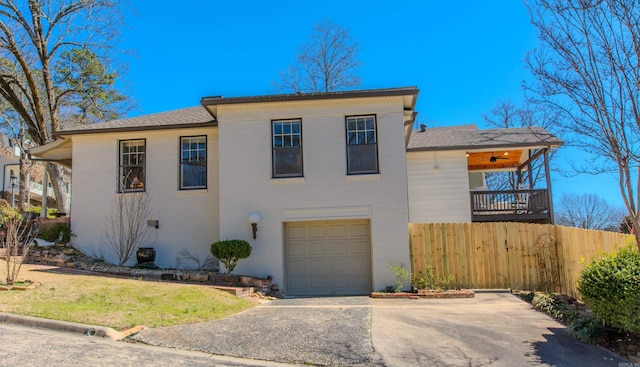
[133, 292, 626, 366]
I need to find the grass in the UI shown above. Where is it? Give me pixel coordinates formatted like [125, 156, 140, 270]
[0, 264, 256, 330]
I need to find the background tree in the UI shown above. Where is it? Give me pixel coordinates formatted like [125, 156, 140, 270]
[620, 216, 634, 234]
[0, 0, 129, 213]
[275, 19, 361, 93]
[482, 100, 562, 191]
[555, 192, 625, 231]
[54, 48, 127, 127]
[526, 0, 640, 250]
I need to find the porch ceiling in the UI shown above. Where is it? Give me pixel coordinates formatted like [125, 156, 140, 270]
[467, 149, 523, 171]
[28, 138, 72, 167]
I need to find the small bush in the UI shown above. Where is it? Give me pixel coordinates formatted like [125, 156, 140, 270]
[532, 292, 578, 324]
[25, 206, 59, 219]
[578, 244, 640, 334]
[386, 263, 409, 292]
[411, 266, 456, 291]
[570, 315, 604, 344]
[38, 222, 72, 243]
[210, 239, 252, 274]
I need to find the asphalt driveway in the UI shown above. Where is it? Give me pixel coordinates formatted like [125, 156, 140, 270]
[133, 292, 626, 366]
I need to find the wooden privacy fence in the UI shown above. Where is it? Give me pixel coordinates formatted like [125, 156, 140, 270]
[409, 222, 635, 298]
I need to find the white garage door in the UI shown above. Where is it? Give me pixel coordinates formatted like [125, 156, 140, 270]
[285, 219, 372, 296]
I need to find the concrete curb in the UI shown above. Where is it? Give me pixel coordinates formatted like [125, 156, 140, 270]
[0, 312, 144, 340]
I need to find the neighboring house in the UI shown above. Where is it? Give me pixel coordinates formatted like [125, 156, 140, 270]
[30, 86, 562, 296]
[0, 134, 67, 210]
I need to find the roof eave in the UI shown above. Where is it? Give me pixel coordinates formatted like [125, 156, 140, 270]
[201, 87, 419, 120]
[54, 120, 218, 137]
[407, 141, 563, 152]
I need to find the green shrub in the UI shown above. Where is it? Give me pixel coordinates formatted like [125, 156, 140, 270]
[411, 266, 456, 291]
[532, 292, 578, 324]
[210, 239, 252, 274]
[577, 245, 640, 334]
[570, 315, 604, 344]
[386, 263, 409, 292]
[25, 206, 59, 219]
[38, 222, 72, 243]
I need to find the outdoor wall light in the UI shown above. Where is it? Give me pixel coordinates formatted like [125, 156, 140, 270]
[249, 212, 261, 240]
[147, 219, 159, 229]
[9, 174, 17, 211]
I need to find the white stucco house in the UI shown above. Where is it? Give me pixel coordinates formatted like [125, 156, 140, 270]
[30, 86, 562, 296]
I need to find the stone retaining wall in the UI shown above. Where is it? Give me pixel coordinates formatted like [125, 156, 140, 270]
[26, 243, 280, 297]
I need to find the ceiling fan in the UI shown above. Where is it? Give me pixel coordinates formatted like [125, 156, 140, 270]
[489, 152, 509, 162]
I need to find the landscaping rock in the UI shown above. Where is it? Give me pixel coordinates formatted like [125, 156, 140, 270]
[190, 274, 208, 282]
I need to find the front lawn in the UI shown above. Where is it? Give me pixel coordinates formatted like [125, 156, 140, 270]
[0, 264, 256, 330]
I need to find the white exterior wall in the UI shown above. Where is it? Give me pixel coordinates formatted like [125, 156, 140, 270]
[217, 97, 411, 293]
[407, 150, 472, 223]
[70, 127, 219, 268]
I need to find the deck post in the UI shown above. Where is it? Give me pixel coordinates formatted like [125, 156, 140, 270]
[543, 148, 554, 224]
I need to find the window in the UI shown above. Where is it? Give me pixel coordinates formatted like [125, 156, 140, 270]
[119, 139, 145, 192]
[346, 115, 378, 174]
[180, 136, 207, 189]
[272, 119, 303, 178]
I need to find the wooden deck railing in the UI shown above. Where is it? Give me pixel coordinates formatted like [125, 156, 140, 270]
[470, 189, 550, 223]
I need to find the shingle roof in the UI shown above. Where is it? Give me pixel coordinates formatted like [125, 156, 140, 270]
[55, 106, 215, 136]
[407, 125, 562, 151]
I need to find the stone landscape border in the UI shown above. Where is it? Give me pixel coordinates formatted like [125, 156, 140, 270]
[370, 290, 475, 299]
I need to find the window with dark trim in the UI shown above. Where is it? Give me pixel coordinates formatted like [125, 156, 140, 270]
[272, 119, 303, 178]
[119, 139, 146, 192]
[346, 115, 378, 174]
[180, 135, 207, 189]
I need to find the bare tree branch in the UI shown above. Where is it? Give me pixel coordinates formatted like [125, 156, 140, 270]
[555, 192, 625, 231]
[103, 180, 155, 267]
[0, 0, 129, 213]
[526, 0, 640, 251]
[274, 19, 361, 93]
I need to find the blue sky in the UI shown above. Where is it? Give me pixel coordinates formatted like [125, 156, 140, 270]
[117, 1, 623, 207]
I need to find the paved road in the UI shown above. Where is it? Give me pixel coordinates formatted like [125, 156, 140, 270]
[0, 324, 293, 367]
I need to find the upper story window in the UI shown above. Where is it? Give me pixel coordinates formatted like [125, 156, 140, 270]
[272, 119, 303, 178]
[119, 139, 146, 192]
[180, 136, 207, 189]
[346, 115, 378, 174]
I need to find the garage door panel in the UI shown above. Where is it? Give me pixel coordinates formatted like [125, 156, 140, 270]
[288, 226, 307, 239]
[327, 223, 348, 237]
[288, 277, 307, 290]
[327, 241, 349, 255]
[285, 219, 371, 296]
[288, 259, 307, 275]
[350, 223, 370, 237]
[307, 225, 327, 238]
[310, 276, 328, 289]
[288, 242, 306, 256]
[350, 275, 370, 288]
[348, 257, 370, 273]
[308, 241, 328, 256]
[349, 239, 370, 255]
[308, 258, 328, 273]
[330, 258, 350, 273]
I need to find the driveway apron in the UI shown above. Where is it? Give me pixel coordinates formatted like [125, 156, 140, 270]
[133, 296, 374, 366]
[134, 293, 627, 367]
[371, 292, 626, 367]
